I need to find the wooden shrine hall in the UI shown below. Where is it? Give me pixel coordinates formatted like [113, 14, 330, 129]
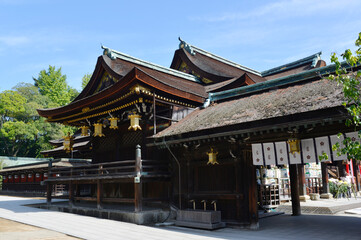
[27, 38, 360, 228]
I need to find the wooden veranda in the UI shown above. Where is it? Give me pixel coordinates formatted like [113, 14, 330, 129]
[44, 145, 171, 212]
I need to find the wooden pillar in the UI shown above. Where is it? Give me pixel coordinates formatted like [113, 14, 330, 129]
[97, 165, 103, 209]
[153, 93, 157, 135]
[134, 145, 143, 212]
[97, 180, 103, 209]
[69, 169, 74, 207]
[46, 160, 52, 205]
[337, 161, 346, 178]
[234, 157, 241, 221]
[289, 164, 301, 216]
[352, 160, 360, 191]
[75, 184, 80, 201]
[69, 181, 73, 207]
[248, 163, 259, 229]
[321, 162, 329, 194]
[297, 165, 307, 196]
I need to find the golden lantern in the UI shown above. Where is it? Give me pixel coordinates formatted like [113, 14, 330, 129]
[288, 138, 300, 154]
[93, 123, 105, 137]
[63, 132, 74, 153]
[109, 117, 119, 130]
[128, 114, 142, 131]
[207, 148, 219, 165]
[80, 126, 90, 136]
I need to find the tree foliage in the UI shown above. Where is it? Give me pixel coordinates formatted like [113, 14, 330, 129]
[0, 66, 80, 157]
[328, 32, 361, 162]
[81, 73, 92, 89]
[33, 66, 78, 107]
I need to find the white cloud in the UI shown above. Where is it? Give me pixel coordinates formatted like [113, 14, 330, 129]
[0, 36, 29, 46]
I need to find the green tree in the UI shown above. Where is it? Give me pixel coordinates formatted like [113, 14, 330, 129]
[33, 66, 78, 107]
[0, 90, 26, 129]
[0, 82, 76, 157]
[81, 73, 92, 89]
[328, 32, 361, 161]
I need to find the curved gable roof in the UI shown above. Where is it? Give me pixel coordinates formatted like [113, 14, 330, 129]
[37, 49, 207, 121]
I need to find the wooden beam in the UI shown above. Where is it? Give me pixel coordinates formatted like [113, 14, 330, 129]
[289, 164, 301, 216]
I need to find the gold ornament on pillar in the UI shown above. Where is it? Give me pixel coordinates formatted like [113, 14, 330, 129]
[206, 147, 219, 165]
[80, 126, 90, 136]
[109, 117, 119, 130]
[93, 123, 105, 137]
[63, 132, 74, 153]
[128, 113, 142, 131]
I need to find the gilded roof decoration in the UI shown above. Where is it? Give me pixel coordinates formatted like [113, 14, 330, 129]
[94, 72, 118, 93]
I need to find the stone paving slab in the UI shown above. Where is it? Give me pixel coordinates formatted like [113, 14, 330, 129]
[0, 196, 361, 240]
[345, 208, 361, 215]
[276, 197, 361, 214]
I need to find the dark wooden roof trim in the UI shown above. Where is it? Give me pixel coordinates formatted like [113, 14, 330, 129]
[261, 52, 322, 77]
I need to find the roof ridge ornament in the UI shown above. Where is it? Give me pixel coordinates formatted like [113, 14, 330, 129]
[311, 52, 322, 68]
[178, 37, 196, 56]
[101, 45, 116, 60]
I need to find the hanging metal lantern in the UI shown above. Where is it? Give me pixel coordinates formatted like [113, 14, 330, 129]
[80, 126, 90, 136]
[109, 117, 119, 130]
[207, 148, 219, 165]
[63, 132, 74, 153]
[288, 138, 300, 154]
[128, 114, 142, 131]
[93, 123, 105, 137]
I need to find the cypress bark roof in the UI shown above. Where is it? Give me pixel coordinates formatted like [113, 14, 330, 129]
[153, 79, 344, 138]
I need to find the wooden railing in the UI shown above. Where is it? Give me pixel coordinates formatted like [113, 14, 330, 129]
[46, 159, 169, 182]
[45, 145, 170, 212]
[306, 177, 323, 195]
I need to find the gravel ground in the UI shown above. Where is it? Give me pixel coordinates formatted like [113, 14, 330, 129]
[0, 218, 80, 240]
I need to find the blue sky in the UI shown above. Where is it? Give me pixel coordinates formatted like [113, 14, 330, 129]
[0, 0, 360, 92]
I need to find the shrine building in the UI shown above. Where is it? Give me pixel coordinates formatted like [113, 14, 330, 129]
[1, 38, 360, 229]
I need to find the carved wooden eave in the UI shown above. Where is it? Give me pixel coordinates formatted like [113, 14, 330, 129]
[37, 53, 207, 126]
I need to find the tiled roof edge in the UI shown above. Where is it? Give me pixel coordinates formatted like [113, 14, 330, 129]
[178, 38, 262, 76]
[261, 52, 322, 77]
[209, 61, 350, 102]
[101, 46, 201, 83]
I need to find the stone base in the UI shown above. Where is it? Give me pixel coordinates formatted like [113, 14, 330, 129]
[175, 220, 226, 230]
[33, 204, 168, 225]
[320, 193, 333, 199]
[299, 195, 310, 202]
[175, 210, 226, 230]
[309, 193, 320, 200]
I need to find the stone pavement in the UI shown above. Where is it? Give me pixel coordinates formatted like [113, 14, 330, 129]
[276, 196, 361, 214]
[0, 196, 360, 240]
